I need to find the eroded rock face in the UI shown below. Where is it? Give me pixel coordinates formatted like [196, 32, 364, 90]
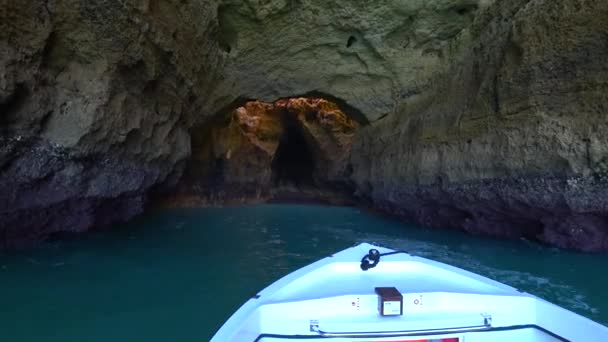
[351, 0, 608, 251]
[213, 0, 492, 121]
[172, 98, 358, 204]
[3, 0, 608, 250]
[1, 0, 224, 246]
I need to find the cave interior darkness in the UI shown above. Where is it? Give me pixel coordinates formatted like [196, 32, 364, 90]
[271, 113, 316, 187]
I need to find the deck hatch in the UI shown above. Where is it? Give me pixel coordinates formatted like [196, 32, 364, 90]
[375, 287, 403, 316]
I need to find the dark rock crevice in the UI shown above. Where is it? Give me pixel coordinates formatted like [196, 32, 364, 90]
[0, 84, 29, 129]
[271, 113, 316, 187]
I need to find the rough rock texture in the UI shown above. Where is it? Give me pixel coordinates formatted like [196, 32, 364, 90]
[3, 0, 608, 251]
[351, 0, 608, 251]
[170, 98, 358, 205]
[1, 0, 223, 246]
[213, 0, 492, 121]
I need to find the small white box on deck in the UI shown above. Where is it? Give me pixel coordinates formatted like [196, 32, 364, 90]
[375, 287, 403, 316]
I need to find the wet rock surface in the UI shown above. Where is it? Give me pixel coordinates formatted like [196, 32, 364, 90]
[369, 176, 608, 251]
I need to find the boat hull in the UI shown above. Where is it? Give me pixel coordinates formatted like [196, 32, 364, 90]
[212, 243, 608, 341]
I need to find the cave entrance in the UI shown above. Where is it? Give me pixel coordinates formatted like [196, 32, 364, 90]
[175, 96, 361, 205]
[271, 113, 315, 187]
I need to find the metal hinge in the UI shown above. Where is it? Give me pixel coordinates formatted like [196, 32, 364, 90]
[309, 320, 319, 332]
[481, 313, 493, 327]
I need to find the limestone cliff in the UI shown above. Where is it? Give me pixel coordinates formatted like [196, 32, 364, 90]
[1, 0, 223, 245]
[213, 0, 491, 121]
[2, 0, 607, 251]
[351, 0, 608, 251]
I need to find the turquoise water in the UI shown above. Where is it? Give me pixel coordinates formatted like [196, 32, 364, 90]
[1, 204, 607, 341]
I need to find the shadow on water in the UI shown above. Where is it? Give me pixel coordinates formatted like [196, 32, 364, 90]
[1, 204, 607, 341]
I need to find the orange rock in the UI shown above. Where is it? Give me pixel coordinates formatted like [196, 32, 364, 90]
[179, 97, 359, 203]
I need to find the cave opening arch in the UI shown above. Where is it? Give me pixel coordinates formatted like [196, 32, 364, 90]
[182, 93, 366, 203]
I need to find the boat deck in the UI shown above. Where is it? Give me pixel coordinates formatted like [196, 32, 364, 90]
[212, 243, 608, 341]
[262, 244, 518, 302]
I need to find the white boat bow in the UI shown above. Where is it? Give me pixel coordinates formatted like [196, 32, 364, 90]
[212, 243, 608, 341]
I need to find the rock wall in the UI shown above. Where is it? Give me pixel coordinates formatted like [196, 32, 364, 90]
[1, 0, 224, 246]
[213, 0, 492, 121]
[3, 0, 608, 250]
[208, 0, 608, 251]
[351, 0, 608, 251]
